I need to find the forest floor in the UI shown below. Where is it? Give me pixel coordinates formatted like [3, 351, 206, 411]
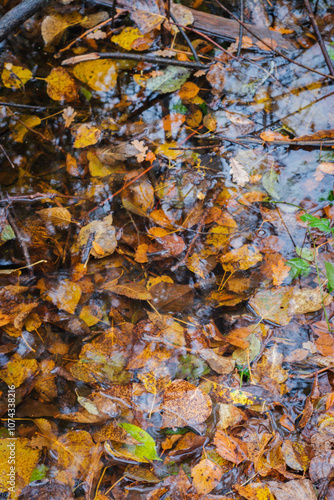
[1, 0, 334, 499]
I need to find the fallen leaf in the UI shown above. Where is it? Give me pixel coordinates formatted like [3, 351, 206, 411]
[214, 429, 247, 464]
[11, 115, 41, 143]
[191, 459, 222, 495]
[45, 279, 82, 314]
[178, 82, 199, 100]
[288, 286, 332, 315]
[62, 106, 77, 127]
[73, 59, 117, 91]
[76, 215, 117, 258]
[2, 63, 32, 89]
[260, 130, 289, 142]
[206, 62, 225, 93]
[314, 162, 334, 182]
[131, 139, 148, 162]
[46, 67, 78, 102]
[37, 207, 72, 227]
[162, 379, 212, 428]
[267, 479, 317, 500]
[101, 282, 152, 300]
[236, 483, 275, 500]
[271, 259, 291, 285]
[112, 27, 143, 50]
[73, 123, 102, 148]
[199, 348, 235, 375]
[230, 158, 250, 187]
[248, 286, 293, 326]
[217, 403, 245, 430]
[0, 356, 39, 387]
[146, 67, 190, 94]
[219, 244, 262, 272]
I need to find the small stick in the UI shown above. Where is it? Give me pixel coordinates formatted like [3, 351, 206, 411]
[212, 0, 334, 81]
[0, 0, 52, 43]
[62, 52, 210, 70]
[169, 12, 200, 63]
[303, 0, 334, 77]
[7, 210, 34, 279]
[237, 0, 244, 58]
[0, 143, 15, 168]
[0, 101, 57, 111]
[171, 189, 220, 272]
[56, 11, 124, 56]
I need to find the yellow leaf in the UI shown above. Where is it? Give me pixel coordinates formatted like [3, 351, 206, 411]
[112, 27, 142, 51]
[37, 207, 72, 226]
[73, 59, 117, 91]
[87, 151, 114, 176]
[76, 215, 117, 258]
[2, 63, 32, 89]
[11, 115, 41, 143]
[41, 12, 83, 45]
[79, 304, 103, 326]
[0, 356, 39, 387]
[73, 124, 102, 148]
[45, 279, 82, 314]
[155, 142, 183, 160]
[147, 275, 174, 289]
[178, 81, 199, 100]
[191, 459, 222, 495]
[46, 67, 78, 102]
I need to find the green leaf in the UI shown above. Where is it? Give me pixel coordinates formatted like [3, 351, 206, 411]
[172, 101, 188, 114]
[146, 67, 190, 94]
[80, 86, 92, 101]
[287, 257, 311, 279]
[119, 423, 161, 461]
[295, 246, 314, 262]
[300, 214, 331, 232]
[1, 224, 15, 242]
[325, 261, 334, 292]
[30, 464, 48, 482]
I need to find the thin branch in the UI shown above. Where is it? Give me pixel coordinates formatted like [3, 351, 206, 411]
[169, 12, 200, 63]
[0, 101, 56, 111]
[0, 0, 52, 43]
[62, 52, 210, 70]
[0, 143, 15, 168]
[211, 0, 334, 81]
[7, 210, 34, 278]
[171, 189, 220, 272]
[303, 0, 334, 77]
[237, 0, 244, 58]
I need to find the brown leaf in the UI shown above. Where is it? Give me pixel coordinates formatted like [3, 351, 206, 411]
[45, 67, 78, 102]
[267, 479, 317, 500]
[101, 282, 152, 300]
[213, 429, 247, 465]
[162, 379, 212, 428]
[191, 459, 223, 495]
[37, 207, 72, 227]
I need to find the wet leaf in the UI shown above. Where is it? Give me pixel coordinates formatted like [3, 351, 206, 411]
[11, 115, 41, 143]
[45, 279, 82, 314]
[146, 67, 191, 94]
[41, 12, 82, 45]
[112, 27, 143, 50]
[214, 429, 247, 464]
[101, 281, 152, 300]
[191, 459, 222, 495]
[248, 286, 293, 326]
[73, 123, 102, 148]
[76, 215, 117, 258]
[219, 244, 262, 272]
[267, 479, 317, 500]
[288, 286, 332, 315]
[236, 483, 275, 500]
[162, 379, 212, 428]
[73, 60, 117, 91]
[179, 82, 200, 100]
[230, 158, 250, 187]
[0, 356, 39, 387]
[45, 67, 78, 102]
[2, 63, 32, 89]
[199, 348, 235, 375]
[272, 259, 291, 285]
[37, 207, 72, 227]
[119, 423, 161, 461]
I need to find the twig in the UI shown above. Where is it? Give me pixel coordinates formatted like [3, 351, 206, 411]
[56, 11, 124, 56]
[0, 0, 52, 43]
[303, 0, 334, 77]
[217, 136, 334, 147]
[0, 143, 15, 168]
[84, 163, 156, 218]
[7, 210, 34, 278]
[0, 192, 87, 204]
[111, 0, 117, 28]
[0, 101, 57, 111]
[171, 189, 220, 272]
[169, 12, 200, 63]
[237, 0, 244, 58]
[211, 0, 334, 81]
[62, 52, 210, 70]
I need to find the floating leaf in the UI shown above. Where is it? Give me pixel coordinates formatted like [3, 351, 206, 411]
[101, 282, 152, 300]
[73, 123, 102, 148]
[162, 379, 212, 428]
[191, 459, 223, 495]
[11, 115, 41, 143]
[45, 279, 82, 314]
[146, 67, 190, 94]
[46, 67, 78, 102]
[112, 27, 143, 50]
[0, 356, 39, 387]
[2, 63, 32, 89]
[41, 12, 82, 45]
[37, 207, 72, 227]
[119, 423, 161, 461]
[73, 60, 117, 91]
[230, 158, 250, 187]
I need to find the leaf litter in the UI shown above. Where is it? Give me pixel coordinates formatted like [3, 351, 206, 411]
[1, 0, 334, 497]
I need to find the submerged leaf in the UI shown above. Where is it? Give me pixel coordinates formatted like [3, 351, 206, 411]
[146, 67, 190, 94]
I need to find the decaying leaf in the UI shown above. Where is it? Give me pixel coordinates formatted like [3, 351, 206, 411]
[146, 67, 191, 94]
[73, 123, 102, 148]
[162, 379, 212, 428]
[191, 459, 222, 495]
[2, 63, 32, 89]
[230, 158, 250, 187]
[76, 215, 117, 258]
[37, 207, 72, 227]
[45, 67, 78, 102]
[73, 60, 117, 91]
